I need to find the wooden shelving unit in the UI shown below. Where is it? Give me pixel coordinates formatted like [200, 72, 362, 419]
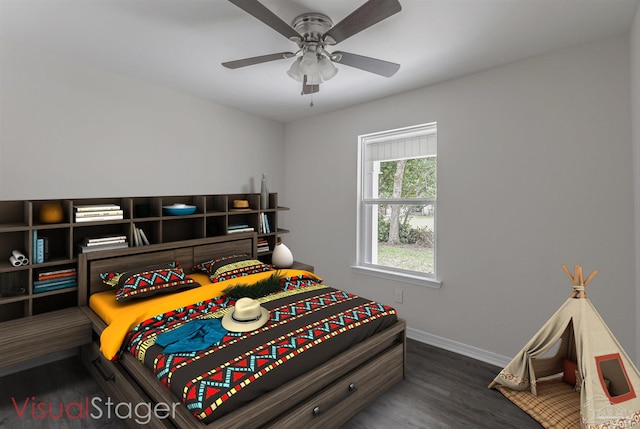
[0, 193, 289, 322]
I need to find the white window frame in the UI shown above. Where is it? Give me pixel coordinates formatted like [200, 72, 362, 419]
[353, 122, 441, 289]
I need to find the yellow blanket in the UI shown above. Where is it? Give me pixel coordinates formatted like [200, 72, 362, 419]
[90, 269, 320, 360]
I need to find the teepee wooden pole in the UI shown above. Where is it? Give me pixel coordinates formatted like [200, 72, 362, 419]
[561, 264, 574, 283]
[584, 270, 599, 286]
[563, 264, 594, 298]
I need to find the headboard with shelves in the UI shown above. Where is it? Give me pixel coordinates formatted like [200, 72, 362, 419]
[0, 193, 287, 322]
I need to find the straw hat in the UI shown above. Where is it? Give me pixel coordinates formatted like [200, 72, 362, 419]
[222, 297, 269, 332]
[231, 199, 251, 212]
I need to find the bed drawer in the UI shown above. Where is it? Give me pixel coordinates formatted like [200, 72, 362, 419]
[81, 342, 174, 429]
[265, 342, 404, 429]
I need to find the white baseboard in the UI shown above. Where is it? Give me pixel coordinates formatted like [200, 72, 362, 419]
[406, 327, 511, 369]
[0, 348, 79, 378]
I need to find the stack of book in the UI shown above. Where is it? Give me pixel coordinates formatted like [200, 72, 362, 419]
[74, 204, 123, 223]
[257, 238, 270, 254]
[259, 213, 271, 234]
[33, 268, 77, 294]
[79, 235, 129, 253]
[227, 224, 254, 234]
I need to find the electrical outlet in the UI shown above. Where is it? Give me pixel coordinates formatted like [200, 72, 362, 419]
[395, 288, 403, 304]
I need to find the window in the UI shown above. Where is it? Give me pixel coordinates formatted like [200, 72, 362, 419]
[355, 123, 439, 287]
[595, 353, 636, 404]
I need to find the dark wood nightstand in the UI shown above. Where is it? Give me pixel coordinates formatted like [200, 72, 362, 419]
[290, 261, 314, 272]
[0, 307, 92, 368]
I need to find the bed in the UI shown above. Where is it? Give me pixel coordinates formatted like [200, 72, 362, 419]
[78, 234, 406, 428]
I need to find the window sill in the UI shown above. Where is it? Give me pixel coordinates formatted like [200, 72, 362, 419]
[350, 265, 442, 289]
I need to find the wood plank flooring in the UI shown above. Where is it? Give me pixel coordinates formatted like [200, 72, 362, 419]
[0, 339, 541, 428]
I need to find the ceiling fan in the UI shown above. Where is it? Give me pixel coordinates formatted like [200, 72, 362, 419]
[222, 0, 402, 97]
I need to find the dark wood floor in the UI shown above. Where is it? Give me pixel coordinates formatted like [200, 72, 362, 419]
[0, 339, 541, 428]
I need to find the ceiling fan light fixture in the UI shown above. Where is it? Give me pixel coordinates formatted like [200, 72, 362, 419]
[299, 50, 319, 73]
[318, 56, 338, 81]
[286, 57, 304, 82]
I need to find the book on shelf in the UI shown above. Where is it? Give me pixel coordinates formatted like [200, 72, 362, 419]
[74, 204, 121, 212]
[263, 213, 270, 233]
[85, 235, 127, 244]
[138, 229, 150, 245]
[78, 241, 129, 253]
[37, 270, 76, 281]
[83, 236, 127, 246]
[33, 281, 77, 293]
[36, 237, 48, 264]
[75, 214, 124, 223]
[84, 238, 126, 246]
[37, 267, 76, 277]
[75, 210, 124, 218]
[228, 224, 250, 230]
[33, 277, 77, 287]
[32, 229, 38, 264]
[227, 227, 254, 234]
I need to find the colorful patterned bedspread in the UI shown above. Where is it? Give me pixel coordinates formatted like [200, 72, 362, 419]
[122, 274, 398, 424]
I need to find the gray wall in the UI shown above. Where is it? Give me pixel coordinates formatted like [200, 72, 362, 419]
[0, 42, 286, 199]
[632, 6, 640, 362]
[283, 35, 636, 363]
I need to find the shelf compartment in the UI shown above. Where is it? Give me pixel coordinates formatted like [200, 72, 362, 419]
[0, 231, 30, 270]
[206, 216, 226, 237]
[227, 212, 259, 234]
[0, 201, 30, 229]
[227, 194, 260, 211]
[32, 227, 72, 263]
[0, 300, 27, 322]
[131, 197, 162, 218]
[206, 195, 228, 213]
[32, 289, 78, 315]
[0, 271, 28, 300]
[161, 196, 201, 215]
[161, 218, 204, 243]
[32, 264, 77, 295]
[131, 221, 159, 246]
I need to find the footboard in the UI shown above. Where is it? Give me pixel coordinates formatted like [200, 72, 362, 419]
[81, 318, 406, 429]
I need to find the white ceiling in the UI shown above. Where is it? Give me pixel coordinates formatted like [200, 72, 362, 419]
[1, 0, 639, 123]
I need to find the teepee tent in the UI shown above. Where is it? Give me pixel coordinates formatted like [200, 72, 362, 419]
[489, 265, 640, 429]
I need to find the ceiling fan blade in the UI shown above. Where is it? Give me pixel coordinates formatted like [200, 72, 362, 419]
[332, 51, 400, 77]
[229, 0, 301, 41]
[322, 0, 401, 45]
[222, 52, 295, 69]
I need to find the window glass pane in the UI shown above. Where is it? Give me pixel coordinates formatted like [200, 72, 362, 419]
[374, 203, 435, 274]
[378, 157, 437, 199]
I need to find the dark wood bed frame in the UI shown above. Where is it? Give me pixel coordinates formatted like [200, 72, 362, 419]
[77, 233, 406, 429]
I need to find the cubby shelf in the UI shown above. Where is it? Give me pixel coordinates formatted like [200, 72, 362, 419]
[0, 193, 288, 322]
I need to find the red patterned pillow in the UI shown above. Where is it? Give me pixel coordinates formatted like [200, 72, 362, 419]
[101, 263, 200, 302]
[194, 254, 272, 283]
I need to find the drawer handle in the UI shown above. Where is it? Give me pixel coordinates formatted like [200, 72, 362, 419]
[312, 383, 357, 417]
[92, 358, 115, 382]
